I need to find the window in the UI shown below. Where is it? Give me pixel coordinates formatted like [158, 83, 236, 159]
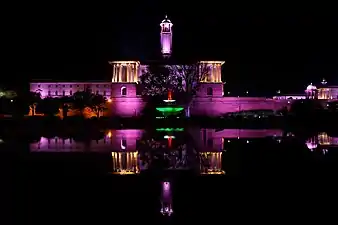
[96, 91, 99, 95]
[70, 85, 72, 88]
[121, 87, 127, 96]
[63, 91, 65, 96]
[38, 85, 40, 88]
[55, 91, 58, 96]
[103, 91, 106, 96]
[121, 139, 127, 150]
[122, 67, 127, 82]
[48, 91, 51, 96]
[70, 90, 72, 95]
[207, 139, 213, 147]
[56, 85, 58, 87]
[207, 87, 213, 96]
[96, 84, 99, 88]
[48, 85, 51, 88]
[63, 85, 65, 87]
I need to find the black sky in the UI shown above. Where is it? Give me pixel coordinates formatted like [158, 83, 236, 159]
[1, 3, 337, 94]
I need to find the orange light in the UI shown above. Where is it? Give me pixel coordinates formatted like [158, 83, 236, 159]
[168, 90, 172, 100]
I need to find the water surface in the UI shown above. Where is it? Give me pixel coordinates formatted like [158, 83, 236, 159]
[3, 128, 338, 223]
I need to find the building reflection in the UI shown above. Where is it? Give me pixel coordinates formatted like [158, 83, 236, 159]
[111, 152, 139, 175]
[306, 132, 338, 148]
[160, 181, 173, 216]
[305, 132, 338, 154]
[28, 128, 287, 174]
[30, 129, 144, 152]
[317, 132, 338, 146]
[195, 128, 283, 151]
[199, 152, 224, 174]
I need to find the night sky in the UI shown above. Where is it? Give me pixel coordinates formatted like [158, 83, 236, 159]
[2, 3, 337, 95]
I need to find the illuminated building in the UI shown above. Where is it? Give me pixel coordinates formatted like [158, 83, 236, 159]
[29, 129, 144, 152]
[111, 152, 139, 175]
[30, 15, 292, 117]
[199, 152, 225, 175]
[160, 181, 173, 216]
[160, 15, 173, 58]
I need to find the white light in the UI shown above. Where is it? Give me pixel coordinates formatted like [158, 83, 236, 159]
[163, 100, 176, 103]
[120, 140, 126, 150]
[164, 135, 175, 139]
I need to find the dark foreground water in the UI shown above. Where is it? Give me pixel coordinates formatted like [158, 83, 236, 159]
[2, 128, 338, 223]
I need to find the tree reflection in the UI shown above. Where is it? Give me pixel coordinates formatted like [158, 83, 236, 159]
[137, 130, 200, 172]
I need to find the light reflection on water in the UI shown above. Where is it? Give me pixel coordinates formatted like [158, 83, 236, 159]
[1, 128, 336, 175]
[27, 128, 285, 175]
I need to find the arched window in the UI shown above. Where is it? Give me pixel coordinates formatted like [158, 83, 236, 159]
[207, 87, 213, 96]
[121, 87, 127, 96]
[121, 138, 127, 150]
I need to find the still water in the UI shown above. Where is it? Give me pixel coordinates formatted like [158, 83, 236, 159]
[3, 128, 338, 222]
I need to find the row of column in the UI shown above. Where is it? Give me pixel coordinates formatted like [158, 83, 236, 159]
[112, 64, 139, 83]
[200, 63, 222, 82]
[112, 152, 138, 171]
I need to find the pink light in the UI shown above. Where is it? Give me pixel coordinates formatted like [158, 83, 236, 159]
[161, 181, 173, 216]
[163, 182, 170, 191]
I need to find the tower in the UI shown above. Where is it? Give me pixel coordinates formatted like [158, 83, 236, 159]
[160, 15, 173, 58]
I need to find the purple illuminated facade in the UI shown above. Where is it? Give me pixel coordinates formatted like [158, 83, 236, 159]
[30, 16, 291, 117]
[160, 15, 173, 58]
[160, 181, 173, 216]
[29, 128, 284, 174]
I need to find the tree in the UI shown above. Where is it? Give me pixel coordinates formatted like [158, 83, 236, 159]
[72, 90, 107, 117]
[167, 63, 209, 102]
[140, 65, 183, 96]
[59, 96, 73, 118]
[140, 63, 209, 99]
[36, 97, 60, 117]
[90, 94, 107, 117]
[290, 99, 324, 117]
[140, 63, 210, 116]
[22, 91, 41, 116]
[0, 89, 17, 99]
[72, 90, 93, 116]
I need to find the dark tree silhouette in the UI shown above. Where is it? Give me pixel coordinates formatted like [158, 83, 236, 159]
[140, 63, 210, 116]
[72, 90, 107, 117]
[140, 65, 182, 96]
[36, 97, 60, 117]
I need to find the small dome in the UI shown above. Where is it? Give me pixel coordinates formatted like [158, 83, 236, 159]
[161, 15, 172, 24]
[306, 83, 317, 91]
[306, 141, 317, 150]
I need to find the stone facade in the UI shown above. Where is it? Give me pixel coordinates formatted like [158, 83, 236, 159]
[30, 66, 290, 118]
[29, 16, 291, 117]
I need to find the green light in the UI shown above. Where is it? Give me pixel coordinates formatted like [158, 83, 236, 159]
[155, 107, 184, 112]
[156, 128, 184, 132]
